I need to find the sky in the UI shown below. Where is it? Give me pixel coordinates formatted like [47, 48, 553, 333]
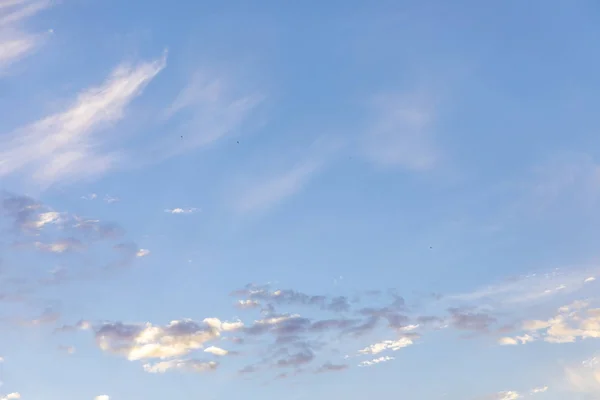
[1, 0, 600, 399]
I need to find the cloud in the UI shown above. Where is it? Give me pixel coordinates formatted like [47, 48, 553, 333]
[234, 284, 351, 313]
[34, 238, 85, 253]
[164, 207, 198, 214]
[500, 300, 600, 345]
[358, 356, 394, 367]
[363, 91, 437, 171]
[0, 393, 20, 400]
[316, 362, 348, 373]
[357, 337, 414, 355]
[447, 307, 497, 332]
[94, 395, 109, 400]
[236, 299, 260, 309]
[157, 71, 262, 158]
[529, 386, 548, 394]
[498, 334, 536, 346]
[204, 346, 229, 356]
[564, 356, 600, 395]
[234, 160, 322, 213]
[446, 266, 599, 309]
[0, 0, 52, 70]
[491, 392, 521, 400]
[275, 349, 315, 368]
[143, 359, 218, 374]
[0, 52, 167, 186]
[135, 249, 150, 257]
[95, 318, 242, 361]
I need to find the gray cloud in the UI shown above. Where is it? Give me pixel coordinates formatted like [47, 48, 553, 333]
[448, 307, 497, 332]
[316, 362, 349, 373]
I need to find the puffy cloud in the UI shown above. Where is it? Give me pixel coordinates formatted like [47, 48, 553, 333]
[94, 396, 109, 400]
[0, 394, 21, 400]
[95, 318, 243, 362]
[495, 392, 521, 400]
[143, 359, 217, 374]
[358, 337, 414, 355]
[498, 334, 536, 346]
[510, 301, 600, 344]
[204, 346, 228, 356]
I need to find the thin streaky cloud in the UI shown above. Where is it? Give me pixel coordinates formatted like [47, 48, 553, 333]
[0, 0, 51, 26]
[235, 160, 321, 213]
[0, 52, 167, 186]
[363, 91, 438, 171]
[0, 0, 52, 69]
[149, 70, 263, 161]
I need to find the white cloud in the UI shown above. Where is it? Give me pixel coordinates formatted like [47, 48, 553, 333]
[564, 356, 600, 394]
[358, 356, 394, 367]
[235, 160, 321, 213]
[0, 393, 20, 400]
[0, 0, 53, 69]
[204, 346, 228, 356]
[498, 334, 536, 346]
[505, 300, 600, 345]
[157, 71, 262, 159]
[495, 391, 521, 400]
[357, 337, 413, 355]
[0, 52, 167, 186]
[94, 395, 109, 400]
[236, 299, 260, 309]
[529, 386, 548, 394]
[585, 277, 596, 283]
[447, 267, 599, 308]
[164, 207, 198, 214]
[363, 91, 437, 171]
[143, 359, 217, 374]
[136, 249, 150, 257]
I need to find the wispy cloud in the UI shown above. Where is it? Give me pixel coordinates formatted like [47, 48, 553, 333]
[564, 356, 600, 395]
[234, 160, 321, 213]
[0, 52, 167, 186]
[153, 70, 262, 159]
[363, 91, 438, 171]
[0, 0, 53, 70]
[446, 266, 599, 309]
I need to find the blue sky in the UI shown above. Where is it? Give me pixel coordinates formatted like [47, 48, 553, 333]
[1, 1, 600, 399]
